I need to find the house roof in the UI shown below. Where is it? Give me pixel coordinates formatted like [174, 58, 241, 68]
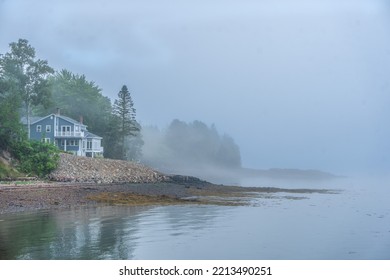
[85, 131, 102, 139]
[57, 115, 87, 128]
[21, 113, 102, 139]
[24, 114, 87, 128]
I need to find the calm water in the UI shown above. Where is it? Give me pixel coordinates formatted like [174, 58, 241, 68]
[0, 176, 389, 259]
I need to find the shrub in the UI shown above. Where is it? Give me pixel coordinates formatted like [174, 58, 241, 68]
[11, 140, 60, 177]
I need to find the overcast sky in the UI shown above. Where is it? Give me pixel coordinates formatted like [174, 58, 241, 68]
[1, 0, 389, 174]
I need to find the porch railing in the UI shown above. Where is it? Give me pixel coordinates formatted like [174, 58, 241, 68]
[85, 147, 104, 153]
[54, 131, 84, 137]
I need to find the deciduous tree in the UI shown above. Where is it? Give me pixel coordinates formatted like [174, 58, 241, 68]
[1, 39, 53, 139]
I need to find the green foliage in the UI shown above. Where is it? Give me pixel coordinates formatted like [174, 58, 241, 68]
[2, 39, 143, 163]
[1, 38, 53, 138]
[101, 114, 122, 159]
[113, 85, 137, 135]
[0, 39, 58, 177]
[0, 86, 24, 149]
[11, 140, 60, 177]
[0, 49, 25, 149]
[35, 69, 118, 157]
[112, 85, 141, 160]
[37, 69, 111, 132]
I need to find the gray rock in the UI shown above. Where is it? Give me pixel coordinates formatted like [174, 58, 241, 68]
[49, 154, 169, 184]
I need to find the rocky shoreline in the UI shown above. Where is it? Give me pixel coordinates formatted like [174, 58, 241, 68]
[0, 154, 333, 214]
[0, 180, 333, 214]
[48, 153, 168, 183]
[0, 181, 223, 214]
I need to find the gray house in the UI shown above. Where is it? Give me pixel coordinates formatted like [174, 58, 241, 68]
[24, 113, 104, 157]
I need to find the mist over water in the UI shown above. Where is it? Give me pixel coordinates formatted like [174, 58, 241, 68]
[1, 0, 389, 260]
[1, 151, 388, 260]
[1, 173, 389, 259]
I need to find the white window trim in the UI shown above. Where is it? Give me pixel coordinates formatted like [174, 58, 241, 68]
[36, 125, 42, 132]
[46, 125, 51, 132]
[60, 125, 71, 136]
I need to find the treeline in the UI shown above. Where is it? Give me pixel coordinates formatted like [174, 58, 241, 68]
[1, 38, 242, 178]
[0, 39, 140, 163]
[35, 70, 141, 159]
[142, 119, 241, 172]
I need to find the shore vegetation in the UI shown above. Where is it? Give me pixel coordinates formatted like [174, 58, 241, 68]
[0, 38, 144, 178]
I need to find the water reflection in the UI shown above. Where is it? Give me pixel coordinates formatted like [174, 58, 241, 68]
[0, 211, 57, 259]
[0, 205, 224, 260]
[0, 206, 143, 259]
[0, 177, 389, 260]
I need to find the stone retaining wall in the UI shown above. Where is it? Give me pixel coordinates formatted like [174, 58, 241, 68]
[49, 153, 168, 184]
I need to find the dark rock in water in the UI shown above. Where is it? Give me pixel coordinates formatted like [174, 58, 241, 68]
[167, 175, 209, 185]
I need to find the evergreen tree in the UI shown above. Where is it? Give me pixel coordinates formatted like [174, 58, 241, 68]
[113, 85, 141, 160]
[143, 119, 242, 170]
[1, 39, 54, 139]
[102, 114, 122, 159]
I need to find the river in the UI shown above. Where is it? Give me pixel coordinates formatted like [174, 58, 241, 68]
[0, 175, 389, 259]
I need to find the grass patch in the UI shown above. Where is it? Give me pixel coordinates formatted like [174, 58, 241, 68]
[0, 161, 22, 179]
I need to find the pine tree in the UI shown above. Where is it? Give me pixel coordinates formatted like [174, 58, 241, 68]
[113, 85, 140, 160]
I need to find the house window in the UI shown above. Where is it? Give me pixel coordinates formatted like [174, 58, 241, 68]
[61, 126, 71, 136]
[36, 125, 42, 132]
[42, 138, 50, 143]
[93, 140, 98, 149]
[46, 125, 51, 132]
[87, 141, 92, 150]
[75, 125, 79, 132]
[69, 140, 77, 146]
[60, 139, 78, 146]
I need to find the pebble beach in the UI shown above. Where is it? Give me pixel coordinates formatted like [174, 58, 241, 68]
[0, 154, 330, 214]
